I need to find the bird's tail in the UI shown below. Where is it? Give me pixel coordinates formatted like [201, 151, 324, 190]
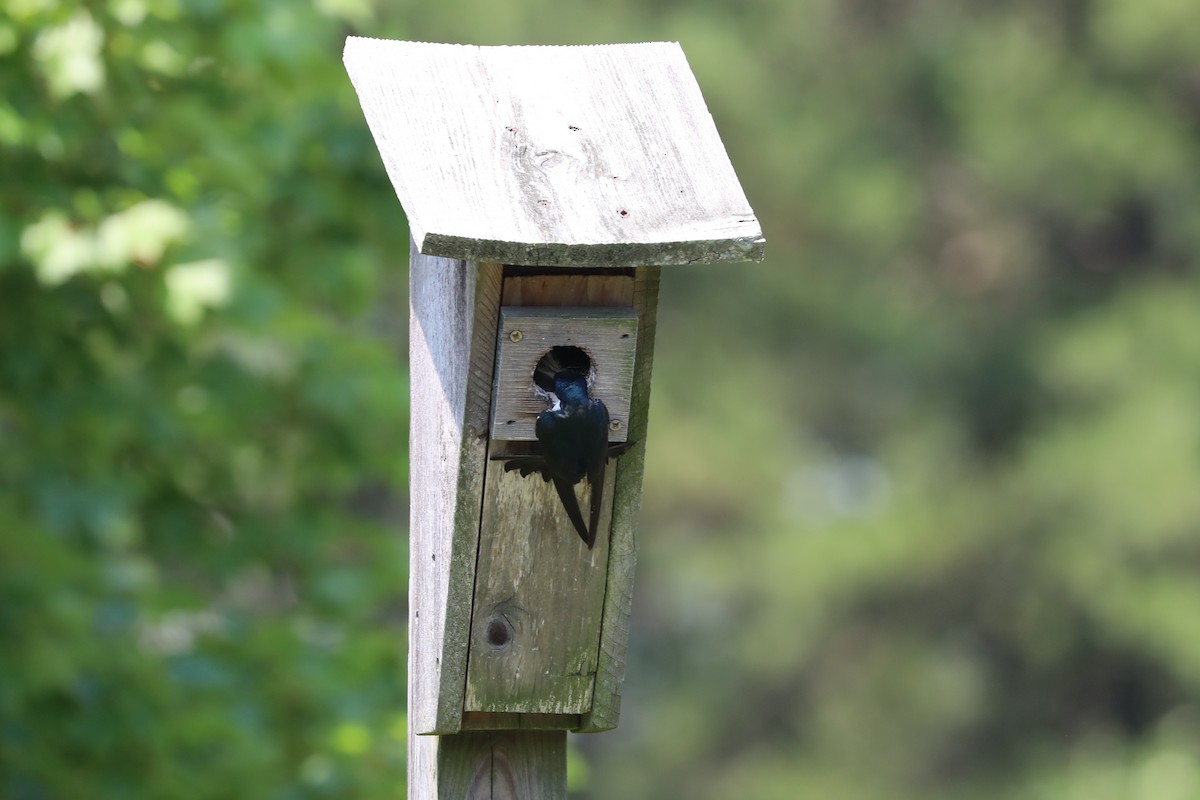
[551, 477, 594, 549]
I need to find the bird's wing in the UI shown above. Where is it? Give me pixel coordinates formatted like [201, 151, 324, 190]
[490, 442, 635, 476]
[586, 460, 605, 549]
[551, 476, 593, 548]
[493, 454, 553, 481]
[605, 441, 634, 459]
[490, 438, 637, 550]
[494, 452, 592, 546]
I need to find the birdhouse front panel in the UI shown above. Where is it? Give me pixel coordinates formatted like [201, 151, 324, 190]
[491, 306, 639, 443]
[460, 266, 651, 726]
[464, 456, 617, 715]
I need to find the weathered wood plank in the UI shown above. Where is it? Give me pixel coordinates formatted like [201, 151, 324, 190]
[501, 274, 634, 307]
[409, 243, 503, 736]
[465, 448, 616, 713]
[490, 306, 639, 442]
[464, 271, 640, 719]
[435, 731, 567, 800]
[579, 266, 660, 732]
[343, 39, 765, 267]
[410, 253, 576, 795]
[460, 712, 580, 731]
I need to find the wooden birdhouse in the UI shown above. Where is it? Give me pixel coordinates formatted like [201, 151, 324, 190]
[344, 37, 763, 795]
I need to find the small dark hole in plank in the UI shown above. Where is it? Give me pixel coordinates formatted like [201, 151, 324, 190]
[486, 618, 511, 648]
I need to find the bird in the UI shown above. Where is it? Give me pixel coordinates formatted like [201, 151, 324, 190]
[496, 368, 631, 549]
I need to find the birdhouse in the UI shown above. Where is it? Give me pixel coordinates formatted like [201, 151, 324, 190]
[344, 39, 764, 740]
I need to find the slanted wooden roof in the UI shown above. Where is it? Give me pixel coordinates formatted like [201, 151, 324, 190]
[343, 39, 764, 267]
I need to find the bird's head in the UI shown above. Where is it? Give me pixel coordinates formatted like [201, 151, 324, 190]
[551, 369, 591, 405]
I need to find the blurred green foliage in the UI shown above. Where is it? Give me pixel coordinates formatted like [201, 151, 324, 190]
[2, 1, 409, 797]
[3, 1, 1200, 798]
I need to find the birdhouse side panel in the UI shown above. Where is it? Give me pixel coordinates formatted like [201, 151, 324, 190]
[409, 244, 503, 735]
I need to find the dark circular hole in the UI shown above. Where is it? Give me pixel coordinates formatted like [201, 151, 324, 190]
[534, 346, 592, 392]
[486, 618, 511, 647]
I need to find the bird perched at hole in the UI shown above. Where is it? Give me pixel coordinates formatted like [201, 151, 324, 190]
[497, 369, 631, 548]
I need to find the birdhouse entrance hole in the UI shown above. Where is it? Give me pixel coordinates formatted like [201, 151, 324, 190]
[534, 346, 593, 394]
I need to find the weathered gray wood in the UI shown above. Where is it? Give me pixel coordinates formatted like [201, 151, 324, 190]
[409, 252, 575, 797]
[409, 243, 503, 736]
[490, 306, 639, 442]
[461, 712, 579, 731]
[460, 268, 654, 733]
[579, 267, 660, 732]
[466, 449, 616, 714]
[395, 135, 667, 800]
[353, 35, 755, 799]
[434, 731, 567, 800]
[343, 39, 765, 268]
[501, 274, 634, 308]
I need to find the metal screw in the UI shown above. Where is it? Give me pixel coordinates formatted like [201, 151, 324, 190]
[610, 419, 621, 431]
[508, 329, 523, 343]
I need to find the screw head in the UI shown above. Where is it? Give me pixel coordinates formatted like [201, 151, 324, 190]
[508, 329, 523, 343]
[609, 419, 621, 431]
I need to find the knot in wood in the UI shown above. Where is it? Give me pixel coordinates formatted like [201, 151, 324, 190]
[486, 616, 513, 648]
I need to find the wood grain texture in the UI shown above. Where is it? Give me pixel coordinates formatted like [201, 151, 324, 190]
[464, 449, 616, 714]
[435, 731, 567, 800]
[461, 712, 580, 731]
[343, 39, 765, 268]
[409, 243, 503, 736]
[579, 266, 660, 732]
[490, 306, 639, 442]
[501, 274, 634, 307]
[463, 270, 644, 725]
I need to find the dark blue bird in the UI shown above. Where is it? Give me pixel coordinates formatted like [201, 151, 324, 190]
[497, 368, 631, 548]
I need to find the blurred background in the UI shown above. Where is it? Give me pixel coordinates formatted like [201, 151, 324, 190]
[4, 0, 1200, 797]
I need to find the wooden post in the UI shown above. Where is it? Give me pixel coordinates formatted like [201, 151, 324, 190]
[343, 38, 763, 799]
[415, 731, 566, 800]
